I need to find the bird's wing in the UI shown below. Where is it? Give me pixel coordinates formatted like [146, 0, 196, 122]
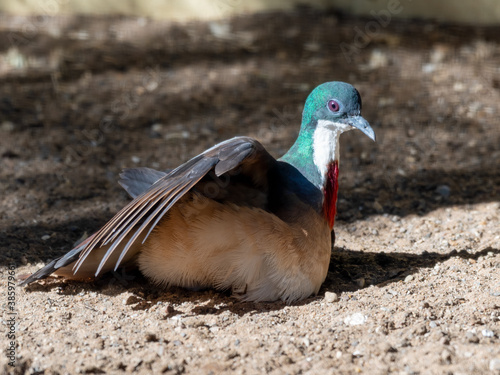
[18, 233, 97, 286]
[118, 167, 169, 198]
[20, 137, 276, 285]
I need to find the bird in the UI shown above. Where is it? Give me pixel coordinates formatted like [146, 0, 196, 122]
[21, 81, 375, 303]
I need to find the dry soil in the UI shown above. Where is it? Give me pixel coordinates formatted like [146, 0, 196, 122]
[0, 10, 499, 375]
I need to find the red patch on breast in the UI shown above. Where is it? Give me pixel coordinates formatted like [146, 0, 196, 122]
[323, 161, 339, 230]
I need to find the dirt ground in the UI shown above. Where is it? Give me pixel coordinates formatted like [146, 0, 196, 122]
[1, 9, 499, 375]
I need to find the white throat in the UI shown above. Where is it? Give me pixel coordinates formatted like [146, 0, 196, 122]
[312, 119, 353, 182]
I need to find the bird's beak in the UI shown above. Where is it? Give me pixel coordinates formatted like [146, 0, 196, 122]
[346, 115, 376, 141]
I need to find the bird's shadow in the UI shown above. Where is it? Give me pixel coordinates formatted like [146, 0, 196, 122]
[22, 245, 499, 317]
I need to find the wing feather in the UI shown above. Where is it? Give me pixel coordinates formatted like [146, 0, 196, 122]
[118, 167, 169, 198]
[215, 143, 254, 176]
[21, 136, 276, 285]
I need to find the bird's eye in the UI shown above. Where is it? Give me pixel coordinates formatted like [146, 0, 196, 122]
[327, 99, 340, 112]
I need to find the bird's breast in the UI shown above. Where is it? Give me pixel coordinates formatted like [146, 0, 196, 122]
[137, 192, 331, 302]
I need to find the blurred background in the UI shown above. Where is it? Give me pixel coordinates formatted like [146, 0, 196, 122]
[1, 0, 499, 264]
[2, 0, 500, 23]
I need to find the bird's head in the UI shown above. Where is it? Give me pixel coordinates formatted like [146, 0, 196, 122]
[280, 81, 376, 190]
[301, 81, 375, 141]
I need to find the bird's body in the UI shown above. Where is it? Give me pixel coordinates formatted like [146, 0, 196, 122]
[21, 82, 375, 303]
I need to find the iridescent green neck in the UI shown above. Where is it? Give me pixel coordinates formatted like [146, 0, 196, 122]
[279, 119, 323, 189]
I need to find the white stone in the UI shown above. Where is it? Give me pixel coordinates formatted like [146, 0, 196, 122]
[490, 359, 500, 371]
[344, 313, 367, 326]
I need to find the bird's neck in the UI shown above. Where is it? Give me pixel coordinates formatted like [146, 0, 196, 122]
[280, 120, 341, 229]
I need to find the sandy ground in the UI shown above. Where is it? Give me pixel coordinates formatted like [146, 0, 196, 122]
[0, 10, 499, 374]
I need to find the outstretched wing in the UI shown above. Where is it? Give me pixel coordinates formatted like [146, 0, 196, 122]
[21, 137, 276, 285]
[118, 167, 169, 198]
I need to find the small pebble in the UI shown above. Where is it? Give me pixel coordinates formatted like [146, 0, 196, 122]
[145, 333, 158, 342]
[490, 358, 500, 371]
[165, 304, 175, 317]
[355, 278, 365, 288]
[324, 292, 339, 303]
[373, 201, 383, 213]
[0, 121, 14, 132]
[422, 63, 436, 73]
[404, 275, 414, 283]
[344, 313, 367, 326]
[481, 329, 495, 338]
[151, 123, 163, 132]
[376, 326, 389, 335]
[125, 295, 142, 305]
[41, 234, 51, 241]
